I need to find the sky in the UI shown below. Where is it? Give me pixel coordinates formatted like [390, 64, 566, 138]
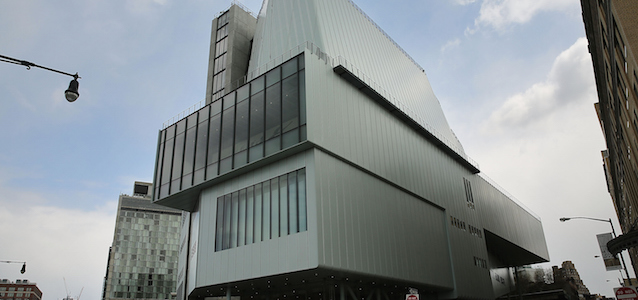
[0, 0, 629, 298]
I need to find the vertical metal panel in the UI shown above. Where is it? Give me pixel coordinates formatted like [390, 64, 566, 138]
[249, 0, 463, 153]
[312, 149, 453, 288]
[303, 52, 547, 297]
[192, 151, 317, 287]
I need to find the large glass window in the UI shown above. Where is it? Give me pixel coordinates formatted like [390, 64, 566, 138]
[238, 189, 247, 246]
[207, 111, 221, 179]
[288, 172, 298, 233]
[262, 180, 271, 241]
[171, 120, 186, 194]
[298, 170, 307, 232]
[213, 70, 226, 93]
[214, 168, 307, 251]
[155, 54, 306, 201]
[246, 186, 255, 244]
[222, 194, 232, 250]
[214, 54, 226, 74]
[249, 91, 265, 161]
[217, 13, 228, 29]
[182, 117, 197, 189]
[265, 83, 281, 156]
[219, 105, 235, 173]
[216, 25, 228, 42]
[279, 176, 288, 236]
[216, 39, 228, 58]
[234, 98, 249, 167]
[230, 192, 239, 248]
[254, 183, 263, 242]
[282, 74, 300, 132]
[270, 177, 280, 239]
[194, 107, 209, 185]
[155, 131, 166, 200]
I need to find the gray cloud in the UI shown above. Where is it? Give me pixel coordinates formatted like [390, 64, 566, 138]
[482, 37, 595, 133]
[0, 197, 116, 300]
[466, 0, 577, 33]
[457, 37, 620, 296]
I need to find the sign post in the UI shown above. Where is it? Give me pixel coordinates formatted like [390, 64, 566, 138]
[615, 286, 638, 300]
[598, 232, 622, 271]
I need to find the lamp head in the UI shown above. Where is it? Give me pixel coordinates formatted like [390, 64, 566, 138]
[65, 77, 79, 102]
[20, 263, 26, 274]
[559, 217, 570, 222]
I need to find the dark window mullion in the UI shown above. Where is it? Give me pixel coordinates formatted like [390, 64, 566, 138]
[231, 96, 237, 169]
[262, 88, 266, 157]
[178, 122, 188, 191]
[297, 70, 302, 142]
[155, 130, 165, 200]
[214, 113, 221, 176]
[201, 114, 211, 181]
[185, 115, 198, 187]
[279, 70, 283, 149]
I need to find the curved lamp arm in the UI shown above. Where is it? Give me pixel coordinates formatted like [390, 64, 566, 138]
[559, 216, 611, 223]
[1, 261, 26, 274]
[0, 54, 80, 102]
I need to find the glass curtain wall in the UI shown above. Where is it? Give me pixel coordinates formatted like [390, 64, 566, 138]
[155, 54, 306, 201]
[214, 168, 307, 251]
[110, 210, 181, 299]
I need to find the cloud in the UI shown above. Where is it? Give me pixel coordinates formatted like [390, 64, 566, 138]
[458, 38, 615, 297]
[125, 0, 170, 15]
[0, 199, 116, 300]
[482, 37, 595, 133]
[467, 0, 576, 33]
[452, 0, 478, 5]
[441, 38, 461, 53]
[0, 167, 117, 300]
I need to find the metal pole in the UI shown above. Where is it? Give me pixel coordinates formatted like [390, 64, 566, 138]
[0, 54, 79, 79]
[608, 218, 633, 286]
[560, 216, 635, 285]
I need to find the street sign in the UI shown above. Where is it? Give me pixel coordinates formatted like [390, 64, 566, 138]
[597, 233, 622, 271]
[615, 286, 638, 300]
[405, 294, 419, 300]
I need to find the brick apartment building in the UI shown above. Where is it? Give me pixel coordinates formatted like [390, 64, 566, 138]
[0, 279, 42, 300]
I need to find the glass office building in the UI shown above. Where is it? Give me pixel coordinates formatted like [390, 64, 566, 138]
[153, 1, 549, 299]
[103, 182, 182, 300]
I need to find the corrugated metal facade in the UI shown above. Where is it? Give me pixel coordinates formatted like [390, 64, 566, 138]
[248, 0, 462, 153]
[155, 1, 550, 299]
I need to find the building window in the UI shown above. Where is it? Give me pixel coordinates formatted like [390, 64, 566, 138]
[215, 168, 307, 251]
[217, 12, 228, 28]
[156, 54, 306, 200]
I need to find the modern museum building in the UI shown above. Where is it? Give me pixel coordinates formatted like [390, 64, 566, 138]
[151, 0, 550, 299]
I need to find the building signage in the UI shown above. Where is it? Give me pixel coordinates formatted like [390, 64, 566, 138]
[597, 233, 622, 271]
[615, 286, 638, 300]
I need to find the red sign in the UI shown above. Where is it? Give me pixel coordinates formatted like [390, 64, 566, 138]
[405, 294, 419, 300]
[615, 287, 638, 300]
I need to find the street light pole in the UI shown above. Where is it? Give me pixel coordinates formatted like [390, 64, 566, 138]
[0, 54, 81, 102]
[560, 216, 633, 286]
